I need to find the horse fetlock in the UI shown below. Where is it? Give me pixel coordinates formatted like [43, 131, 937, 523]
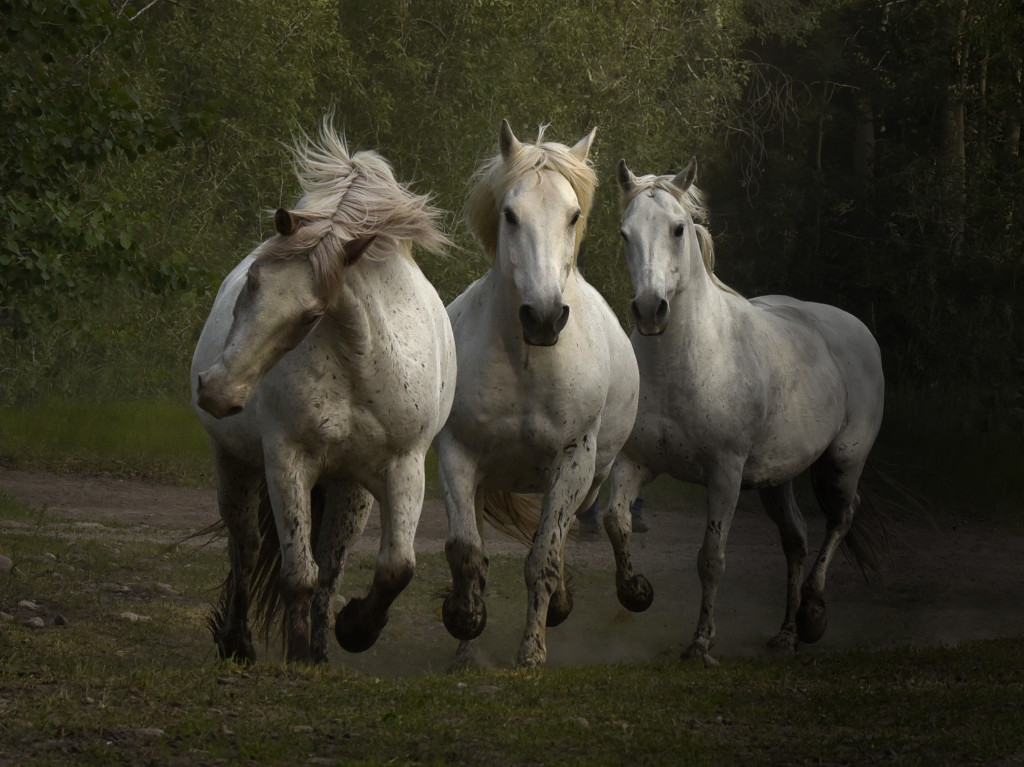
[616, 571, 654, 612]
[515, 635, 547, 668]
[335, 596, 389, 653]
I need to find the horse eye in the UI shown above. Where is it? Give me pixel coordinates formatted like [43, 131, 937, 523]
[301, 310, 322, 326]
[673, 223, 685, 238]
[503, 208, 518, 226]
[620, 229, 629, 243]
[569, 210, 581, 226]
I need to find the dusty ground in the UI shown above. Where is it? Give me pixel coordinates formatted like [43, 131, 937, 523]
[2, 466, 1023, 674]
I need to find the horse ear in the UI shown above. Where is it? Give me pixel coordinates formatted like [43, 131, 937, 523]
[274, 208, 300, 236]
[671, 157, 698, 194]
[499, 119, 521, 161]
[342, 234, 377, 265]
[616, 159, 635, 195]
[569, 127, 596, 162]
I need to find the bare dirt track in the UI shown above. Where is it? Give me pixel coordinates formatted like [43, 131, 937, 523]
[2, 466, 1023, 674]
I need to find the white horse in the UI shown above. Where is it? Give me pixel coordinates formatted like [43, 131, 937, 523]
[605, 158, 886, 665]
[436, 121, 640, 667]
[191, 120, 457, 664]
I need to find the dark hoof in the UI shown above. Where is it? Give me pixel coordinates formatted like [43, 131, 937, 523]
[546, 584, 574, 627]
[335, 598, 388, 653]
[214, 632, 256, 665]
[796, 596, 828, 644]
[616, 572, 654, 612]
[442, 594, 487, 641]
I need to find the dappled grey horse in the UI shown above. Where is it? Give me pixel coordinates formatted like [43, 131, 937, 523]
[605, 158, 885, 665]
[191, 120, 456, 663]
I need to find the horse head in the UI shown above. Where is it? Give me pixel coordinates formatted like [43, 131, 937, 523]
[469, 120, 597, 346]
[195, 215, 375, 418]
[617, 157, 699, 336]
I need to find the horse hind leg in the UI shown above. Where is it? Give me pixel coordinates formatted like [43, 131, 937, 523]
[759, 481, 808, 652]
[209, 454, 262, 664]
[798, 451, 865, 644]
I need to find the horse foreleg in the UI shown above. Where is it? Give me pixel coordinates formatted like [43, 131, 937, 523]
[759, 482, 808, 652]
[605, 456, 654, 612]
[686, 462, 742, 667]
[335, 454, 423, 653]
[518, 445, 595, 668]
[265, 450, 317, 664]
[311, 481, 374, 664]
[211, 451, 262, 664]
[438, 437, 488, 643]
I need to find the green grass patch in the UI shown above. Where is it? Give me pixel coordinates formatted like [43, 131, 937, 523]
[0, 398, 213, 485]
[2, 492, 1023, 765]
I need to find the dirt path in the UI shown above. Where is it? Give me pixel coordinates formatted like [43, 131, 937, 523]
[2, 466, 1023, 672]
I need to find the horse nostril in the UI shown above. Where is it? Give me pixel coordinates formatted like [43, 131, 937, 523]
[656, 299, 669, 321]
[196, 373, 206, 393]
[519, 304, 540, 332]
[226, 405, 243, 417]
[629, 299, 641, 321]
[555, 304, 570, 333]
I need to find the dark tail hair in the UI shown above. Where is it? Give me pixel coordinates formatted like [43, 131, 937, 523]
[837, 459, 931, 581]
[194, 484, 325, 646]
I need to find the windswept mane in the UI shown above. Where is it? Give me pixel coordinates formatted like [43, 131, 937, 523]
[622, 173, 740, 297]
[258, 117, 450, 296]
[464, 126, 597, 263]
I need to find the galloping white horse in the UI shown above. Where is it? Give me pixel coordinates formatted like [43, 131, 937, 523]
[191, 120, 456, 664]
[436, 121, 639, 667]
[605, 158, 885, 665]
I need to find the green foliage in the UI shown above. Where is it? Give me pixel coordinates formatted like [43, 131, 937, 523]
[0, 0, 190, 328]
[1, 0, 1019, 430]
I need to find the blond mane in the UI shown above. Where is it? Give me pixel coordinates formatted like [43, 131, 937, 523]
[258, 117, 450, 297]
[621, 173, 740, 297]
[464, 125, 597, 264]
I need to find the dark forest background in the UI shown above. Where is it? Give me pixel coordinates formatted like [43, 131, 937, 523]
[2, 0, 1022, 437]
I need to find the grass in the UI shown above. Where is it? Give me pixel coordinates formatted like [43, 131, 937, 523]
[0, 398, 213, 486]
[2, 492, 1024, 765]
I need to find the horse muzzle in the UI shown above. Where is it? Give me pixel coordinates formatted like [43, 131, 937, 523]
[195, 368, 249, 419]
[519, 302, 570, 346]
[630, 295, 669, 336]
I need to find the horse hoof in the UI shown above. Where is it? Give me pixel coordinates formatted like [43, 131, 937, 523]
[683, 642, 719, 667]
[335, 598, 388, 653]
[796, 596, 828, 644]
[616, 573, 654, 612]
[766, 630, 798, 653]
[546, 586, 574, 627]
[442, 594, 487, 641]
[215, 632, 256, 665]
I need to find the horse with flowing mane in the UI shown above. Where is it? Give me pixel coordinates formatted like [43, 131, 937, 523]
[605, 158, 886, 665]
[191, 118, 456, 664]
[436, 121, 639, 667]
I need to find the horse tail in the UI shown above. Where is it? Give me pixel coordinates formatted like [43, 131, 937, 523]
[479, 490, 541, 547]
[838, 459, 930, 581]
[839, 487, 889, 581]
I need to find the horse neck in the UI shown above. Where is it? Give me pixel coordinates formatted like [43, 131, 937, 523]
[322, 246, 410, 364]
[670, 236, 735, 341]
